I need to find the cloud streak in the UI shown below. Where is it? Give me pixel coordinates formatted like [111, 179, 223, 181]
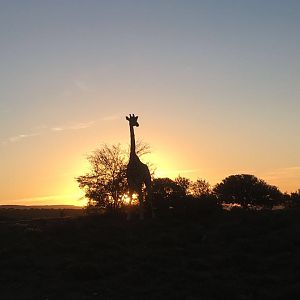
[8, 133, 40, 143]
[2, 121, 95, 145]
[51, 121, 95, 132]
[259, 166, 300, 192]
[74, 80, 94, 93]
[102, 113, 122, 121]
[3, 193, 85, 206]
[263, 166, 300, 180]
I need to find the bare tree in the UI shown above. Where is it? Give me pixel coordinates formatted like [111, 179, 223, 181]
[76, 144, 127, 212]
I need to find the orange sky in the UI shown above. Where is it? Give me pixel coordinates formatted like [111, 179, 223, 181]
[1, 115, 300, 206]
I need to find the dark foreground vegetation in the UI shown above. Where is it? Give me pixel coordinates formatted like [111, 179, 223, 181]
[1, 206, 300, 299]
[0, 207, 83, 221]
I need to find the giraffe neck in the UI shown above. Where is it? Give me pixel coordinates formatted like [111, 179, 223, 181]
[129, 125, 136, 157]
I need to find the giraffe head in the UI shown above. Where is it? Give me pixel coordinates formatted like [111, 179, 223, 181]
[126, 114, 139, 127]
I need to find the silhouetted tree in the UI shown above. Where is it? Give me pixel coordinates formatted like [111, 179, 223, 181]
[174, 175, 191, 196]
[76, 144, 127, 212]
[191, 179, 211, 198]
[134, 140, 152, 157]
[152, 177, 220, 217]
[151, 177, 184, 215]
[214, 174, 282, 209]
[152, 178, 182, 199]
[290, 189, 300, 206]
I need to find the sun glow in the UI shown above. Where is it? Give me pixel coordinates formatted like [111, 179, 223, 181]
[148, 151, 200, 180]
[53, 159, 91, 207]
[121, 193, 138, 205]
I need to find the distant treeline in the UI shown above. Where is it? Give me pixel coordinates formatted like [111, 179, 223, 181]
[0, 208, 84, 221]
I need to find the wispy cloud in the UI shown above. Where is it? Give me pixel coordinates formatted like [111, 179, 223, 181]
[8, 133, 40, 143]
[58, 80, 94, 99]
[102, 113, 122, 121]
[260, 166, 300, 192]
[74, 80, 94, 93]
[263, 166, 300, 180]
[1, 121, 95, 146]
[51, 121, 95, 132]
[15, 195, 64, 203]
[3, 193, 86, 206]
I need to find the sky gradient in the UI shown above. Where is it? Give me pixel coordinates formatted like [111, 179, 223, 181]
[1, 0, 300, 205]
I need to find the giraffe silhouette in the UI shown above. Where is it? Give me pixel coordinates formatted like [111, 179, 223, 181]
[126, 114, 152, 220]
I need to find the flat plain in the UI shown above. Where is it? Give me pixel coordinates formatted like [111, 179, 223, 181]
[0, 207, 299, 299]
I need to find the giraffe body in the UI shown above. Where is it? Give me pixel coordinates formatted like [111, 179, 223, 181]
[127, 154, 151, 195]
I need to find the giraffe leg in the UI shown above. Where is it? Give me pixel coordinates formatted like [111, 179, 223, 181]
[145, 177, 155, 218]
[137, 188, 144, 220]
[149, 193, 156, 218]
[126, 190, 133, 221]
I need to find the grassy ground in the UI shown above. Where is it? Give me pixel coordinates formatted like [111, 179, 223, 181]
[0, 208, 299, 299]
